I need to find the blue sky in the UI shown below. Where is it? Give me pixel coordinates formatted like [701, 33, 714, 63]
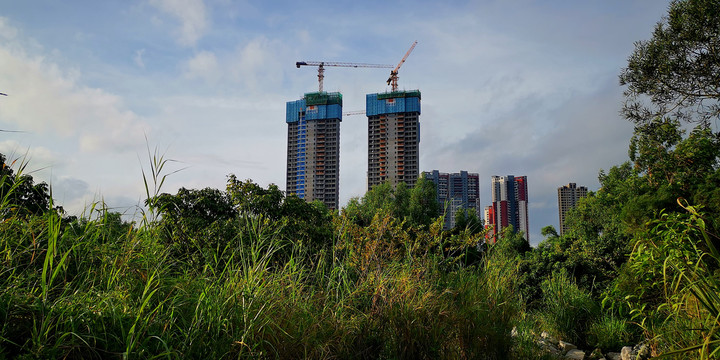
[0, 0, 670, 244]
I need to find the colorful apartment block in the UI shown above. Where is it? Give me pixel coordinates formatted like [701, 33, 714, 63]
[484, 175, 529, 242]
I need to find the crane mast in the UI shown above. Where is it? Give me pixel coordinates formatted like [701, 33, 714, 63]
[387, 41, 418, 92]
[296, 61, 393, 92]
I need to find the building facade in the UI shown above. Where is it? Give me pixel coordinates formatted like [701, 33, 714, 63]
[484, 175, 529, 242]
[557, 183, 588, 236]
[286, 92, 342, 209]
[366, 90, 421, 190]
[424, 170, 481, 230]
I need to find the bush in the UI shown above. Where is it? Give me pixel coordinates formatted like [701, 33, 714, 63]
[587, 312, 631, 352]
[537, 270, 599, 346]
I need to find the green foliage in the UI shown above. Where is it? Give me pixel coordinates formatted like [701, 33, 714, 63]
[612, 204, 720, 358]
[586, 313, 632, 352]
[150, 187, 239, 266]
[536, 270, 599, 347]
[628, 118, 720, 222]
[342, 178, 440, 230]
[146, 176, 334, 270]
[620, 0, 720, 126]
[408, 176, 441, 228]
[600, 4, 720, 353]
[491, 225, 530, 259]
[0, 153, 51, 218]
[0, 192, 526, 359]
[226, 174, 284, 220]
[0, 153, 532, 358]
[226, 176, 333, 249]
[452, 207, 483, 235]
[541, 225, 558, 238]
[524, 163, 643, 301]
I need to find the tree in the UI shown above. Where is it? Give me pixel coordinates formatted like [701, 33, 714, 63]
[491, 225, 530, 259]
[0, 153, 51, 218]
[408, 176, 440, 228]
[152, 187, 235, 229]
[150, 187, 238, 264]
[621, 0, 720, 230]
[453, 208, 483, 235]
[226, 175, 333, 247]
[620, 0, 720, 127]
[540, 225, 559, 239]
[279, 195, 333, 249]
[342, 178, 440, 229]
[226, 175, 284, 220]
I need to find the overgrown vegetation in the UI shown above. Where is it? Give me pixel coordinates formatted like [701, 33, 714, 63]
[0, 150, 527, 358]
[2, 0, 720, 358]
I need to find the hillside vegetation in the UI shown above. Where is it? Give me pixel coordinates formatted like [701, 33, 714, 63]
[2, 0, 720, 358]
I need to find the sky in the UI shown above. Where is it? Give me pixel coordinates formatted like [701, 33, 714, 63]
[0, 0, 672, 245]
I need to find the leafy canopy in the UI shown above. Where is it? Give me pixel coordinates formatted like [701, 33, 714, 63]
[0, 153, 51, 218]
[620, 0, 720, 127]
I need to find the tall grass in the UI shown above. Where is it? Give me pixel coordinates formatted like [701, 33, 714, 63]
[0, 154, 531, 359]
[535, 270, 599, 346]
[638, 202, 720, 358]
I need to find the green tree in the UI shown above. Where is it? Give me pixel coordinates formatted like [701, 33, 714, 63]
[620, 0, 720, 233]
[408, 176, 440, 228]
[279, 195, 333, 249]
[603, 2, 720, 351]
[342, 178, 440, 229]
[620, 0, 720, 127]
[619, 0, 720, 231]
[453, 208, 483, 235]
[0, 153, 51, 218]
[540, 225, 559, 239]
[226, 175, 333, 248]
[492, 226, 530, 259]
[226, 175, 284, 220]
[150, 187, 238, 265]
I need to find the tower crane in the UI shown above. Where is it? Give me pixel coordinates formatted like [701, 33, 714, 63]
[387, 41, 418, 92]
[296, 61, 393, 92]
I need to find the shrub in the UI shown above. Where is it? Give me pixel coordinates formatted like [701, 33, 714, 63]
[587, 312, 631, 352]
[537, 270, 599, 346]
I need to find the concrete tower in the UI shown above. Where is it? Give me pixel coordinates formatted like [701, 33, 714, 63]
[366, 90, 421, 190]
[557, 183, 588, 236]
[286, 92, 342, 209]
[424, 170, 481, 229]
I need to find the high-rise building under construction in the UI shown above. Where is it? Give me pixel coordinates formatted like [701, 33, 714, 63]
[286, 92, 342, 209]
[366, 90, 421, 190]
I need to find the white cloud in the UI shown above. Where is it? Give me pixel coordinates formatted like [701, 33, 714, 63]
[230, 37, 285, 91]
[0, 36, 149, 154]
[134, 49, 146, 68]
[183, 50, 219, 81]
[0, 17, 18, 41]
[149, 0, 208, 47]
[0, 140, 56, 170]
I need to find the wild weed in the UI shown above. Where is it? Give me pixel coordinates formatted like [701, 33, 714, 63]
[536, 270, 599, 346]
